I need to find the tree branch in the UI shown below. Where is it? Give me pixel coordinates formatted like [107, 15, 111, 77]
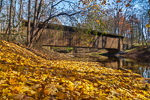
[51, 11, 81, 19]
[52, 0, 65, 8]
[33, 11, 81, 38]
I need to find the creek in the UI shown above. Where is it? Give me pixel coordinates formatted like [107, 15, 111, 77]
[97, 55, 150, 79]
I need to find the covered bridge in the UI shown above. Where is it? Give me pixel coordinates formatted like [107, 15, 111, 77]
[23, 21, 124, 53]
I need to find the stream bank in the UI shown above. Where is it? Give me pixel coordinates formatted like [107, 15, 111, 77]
[119, 46, 150, 63]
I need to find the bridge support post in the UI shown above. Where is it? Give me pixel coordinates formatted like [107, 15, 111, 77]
[121, 38, 123, 50]
[118, 37, 123, 51]
[117, 58, 123, 69]
[118, 37, 121, 51]
[101, 35, 103, 48]
[49, 46, 52, 50]
[73, 47, 77, 53]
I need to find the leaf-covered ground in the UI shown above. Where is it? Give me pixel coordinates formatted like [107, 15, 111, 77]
[0, 40, 150, 100]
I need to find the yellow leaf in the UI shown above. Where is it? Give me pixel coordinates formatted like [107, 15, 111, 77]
[14, 94, 25, 100]
[117, 0, 122, 3]
[146, 24, 150, 28]
[29, 90, 36, 95]
[9, 78, 17, 85]
[1, 84, 9, 87]
[126, 3, 130, 7]
[56, 92, 67, 99]
[2, 88, 10, 95]
[44, 84, 58, 95]
[96, 20, 100, 23]
[119, 9, 122, 12]
[102, 12, 105, 14]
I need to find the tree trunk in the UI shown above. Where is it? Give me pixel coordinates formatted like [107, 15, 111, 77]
[130, 21, 133, 48]
[141, 20, 148, 48]
[0, 0, 3, 13]
[8, 0, 13, 41]
[18, 0, 23, 31]
[41, 0, 44, 22]
[29, 0, 38, 47]
[138, 22, 141, 44]
[135, 24, 138, 44]
[27, 0, 31, 46]
[29, 0, 45, 47]
[13, 0, 16, 29]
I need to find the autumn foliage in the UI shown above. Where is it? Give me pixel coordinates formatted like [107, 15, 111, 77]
[0, 40, 150, 99]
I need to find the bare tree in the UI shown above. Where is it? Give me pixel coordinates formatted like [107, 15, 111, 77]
[8, 0, 13, 41]
[12, 0, 16, 28]
[0, 0, 3, 13]
[18, 0, 23, 31]
[27, 0, 31, 45]
[27, 0, 81, 47]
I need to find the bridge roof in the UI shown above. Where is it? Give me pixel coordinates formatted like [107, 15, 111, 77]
[22, 20, 124, 38]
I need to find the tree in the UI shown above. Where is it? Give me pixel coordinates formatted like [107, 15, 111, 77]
[27, 0, 81, 47]
[79, 0, 150, 48]
[79, 0, 132, 33]
[27, 0, 31, 45]
[0, 0, 3, 13]
[8, 0, 13, 41]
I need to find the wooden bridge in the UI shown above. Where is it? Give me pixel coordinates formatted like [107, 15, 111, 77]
[23, 22, 124, 53]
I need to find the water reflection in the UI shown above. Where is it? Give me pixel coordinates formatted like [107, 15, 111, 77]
[97, 56, 150, 78]
[140, 67, 150, 78]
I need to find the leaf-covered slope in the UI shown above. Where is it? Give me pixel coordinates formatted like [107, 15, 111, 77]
[0, 40, 150, 100]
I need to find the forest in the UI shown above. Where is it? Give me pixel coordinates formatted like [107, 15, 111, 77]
[0, 0, 149, 47]
[0, 0, 150, 99]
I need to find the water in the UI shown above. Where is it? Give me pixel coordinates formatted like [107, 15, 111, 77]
[71, 53, 150, 78]
[97, 56, 150, 78]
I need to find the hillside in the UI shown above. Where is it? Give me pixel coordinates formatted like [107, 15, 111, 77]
[0, 40, 150, 100]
